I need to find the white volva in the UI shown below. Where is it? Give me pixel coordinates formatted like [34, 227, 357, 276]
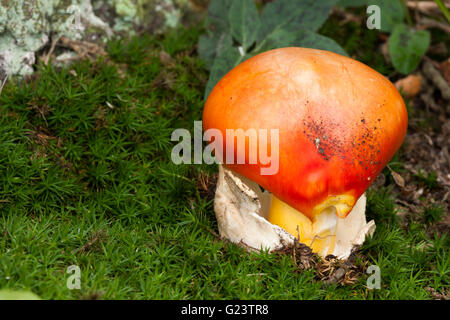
[214, 165, 376, 259]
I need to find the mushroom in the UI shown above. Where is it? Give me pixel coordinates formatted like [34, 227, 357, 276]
[203, 47, 408, 259]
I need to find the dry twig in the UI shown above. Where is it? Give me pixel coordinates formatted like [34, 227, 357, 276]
[42, 35, 62, 65]
[59, 36, 107, 61]
[422, 59, 450, 102]
[407, 1, 450, 15]
[418, 17, 450, 34]
[0, 74, 8, 95]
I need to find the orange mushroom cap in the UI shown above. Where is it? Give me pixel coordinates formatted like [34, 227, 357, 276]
[203, 47, 407, 220]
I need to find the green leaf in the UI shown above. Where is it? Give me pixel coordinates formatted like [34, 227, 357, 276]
[198, 33, 233, 70]
[204, 46, 249, 100]
[256, 0, 337, 49]
[228, 0, 260, 50]
[255, 29, 348, 57]
[205, 0, 232, 35]
[256, 28, 301, 52]
[298, 32, 349, 56]
[374, 0, 405, 32]
[388, 24, 430, 74]
[337, 0, 368, 7]
[201, 0, 344, 99]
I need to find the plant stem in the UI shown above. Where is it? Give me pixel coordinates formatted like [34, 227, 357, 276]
[434, 0, 450, 23]
[401, 0, 413, 25]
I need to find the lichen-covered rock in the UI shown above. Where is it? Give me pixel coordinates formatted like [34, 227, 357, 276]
[0, 0, 50, 77]
[94, 0, 193, 33]
[0, 0, 103, 77]
[0, 0, 197, 78]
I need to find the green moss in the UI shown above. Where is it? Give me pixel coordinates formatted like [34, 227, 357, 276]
[415, 169, 439, 190]
[423, 205, 445, 225]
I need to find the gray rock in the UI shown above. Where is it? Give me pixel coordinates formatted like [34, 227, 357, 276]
[0, 0, 195, 78]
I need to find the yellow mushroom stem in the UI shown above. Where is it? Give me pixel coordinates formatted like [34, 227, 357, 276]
[267, 194, 356, 256]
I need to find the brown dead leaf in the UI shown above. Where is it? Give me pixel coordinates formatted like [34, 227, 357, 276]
[395, 74, 422, 98]
[440, 58, 450, 86]
[152, 70, 175, 89]
[59, 36, 106, 61]
[425, 286, 450, 300]
[72, 230, 107, 255]
[159, 50, 174, 67]
[412, 188, 424, 202]
[388, 166, 406, 189]
[27, 99, 50, 124]
[274, 241, 317, 271]
[189, 0, 209, 11]
[316, 253, 365, 286]
[332, 7, 362, 25]
[394, 204, 409, 220]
